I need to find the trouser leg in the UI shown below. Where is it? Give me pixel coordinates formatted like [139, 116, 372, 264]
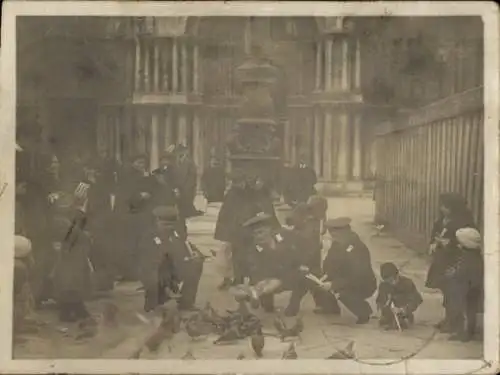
[179, 260, 204, 310]
[338, 292, 372, 320]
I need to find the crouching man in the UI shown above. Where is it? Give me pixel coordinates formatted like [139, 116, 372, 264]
[231, 212, 303, 312]
[139, 206, 204, 314]
[319, 217, 377, 324]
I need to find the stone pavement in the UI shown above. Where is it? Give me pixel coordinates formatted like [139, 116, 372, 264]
[14, 197, 482, 360]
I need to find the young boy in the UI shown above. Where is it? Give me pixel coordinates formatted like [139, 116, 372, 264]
[445, 227, 483, 342]
[376, 262, 423, 330]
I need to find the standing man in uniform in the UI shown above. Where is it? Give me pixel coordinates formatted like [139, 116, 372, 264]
[115, 154, 150, 214]
[233, 212, 304, 312]
[138, 206, 204, 313]
[320, 217, 377, 324]
[288, 156, 317, 207]
[175, 145, 203, 217]
[284, 203, 341, 316]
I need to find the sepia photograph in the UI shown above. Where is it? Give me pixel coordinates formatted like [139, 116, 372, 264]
[0, 1, 498, 374]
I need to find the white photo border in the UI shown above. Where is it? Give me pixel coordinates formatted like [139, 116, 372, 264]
[0, 1, 498, 374]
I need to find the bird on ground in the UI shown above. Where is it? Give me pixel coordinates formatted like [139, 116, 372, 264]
[282, 342, 298, 359]
[273, 311, 288, 340]
[182, 348, 196, 360]
[102, 302, 119, 328]
[213, 325, 242, 344]
[145, 309, 177, 352]
[280, 315, 304, 341]
[129, 347, 143, 359]
[250, 326, 265, 358]
[326, 341, 356, 359]
[237, 352, 246, 360]
[185, 316, 209, 341]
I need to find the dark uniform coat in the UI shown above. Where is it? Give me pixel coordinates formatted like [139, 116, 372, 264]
[323, 230, 377, 298]
[288, 165, 317, 205]
[215, 186, 281, 281]
[201, 165, 226, 203]
[138, 228, 204, 311]
[425, 213, 476, 290]
[246, 230, 302, 290]
[115, 166, 150, 214]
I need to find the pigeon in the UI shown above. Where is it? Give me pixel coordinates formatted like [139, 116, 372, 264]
[102, 302, 119, 327]
[273, 312, 288, 341]
[281, 316, 304, 341]
[237, 352, 246, 360]
[250, 326, 265, 358]
[144, 309, 177, 352]
[282, 342, 298, 359]
[129, 347, 143, 359]
[326, 341, 355, 359]
[186, 316, 207, 341]
[214, 325, 242, 344]
[182, 348, 196, 360]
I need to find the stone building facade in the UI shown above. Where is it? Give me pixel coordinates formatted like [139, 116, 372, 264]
[17, 16, 483, 194]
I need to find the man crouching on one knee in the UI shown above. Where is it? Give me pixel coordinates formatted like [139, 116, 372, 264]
[230, 212, 305, 312]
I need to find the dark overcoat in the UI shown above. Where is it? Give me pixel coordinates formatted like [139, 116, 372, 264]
[52, 228, 93, 303]
[323, 230, 377, 298]
[201, 166, 226, 203]
[425, 213, 477, 290]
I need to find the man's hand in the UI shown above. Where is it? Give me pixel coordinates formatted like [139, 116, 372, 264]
[299, 265, 310, 273]
[48, 193, 60, 204]
[392, 306, 406, 314]
[320, 281, 332, 291]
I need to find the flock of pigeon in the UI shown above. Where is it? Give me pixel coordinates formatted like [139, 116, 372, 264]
[129, 301, 356, 360]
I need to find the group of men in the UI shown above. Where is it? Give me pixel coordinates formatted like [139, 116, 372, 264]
[14, 143, 206, 326]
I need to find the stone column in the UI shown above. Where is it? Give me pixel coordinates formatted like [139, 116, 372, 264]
[192, 113, 203, 182]
[341, 38, 350, 90]
[143, 41, 150, 92]
[172, 38, 179, 93]
[161, 42, 169, 92]
[325, 39, 333, 91]
[352, 113, 362, 179]
[177, 110, 187, 145]
[164, 107, 173, 150]
[283, 119, 291, 162]
[181, 40, 189, 93]
[354, 38, 361, 90]
[150, 111, 159, 171]
[193, 43, 200, 93]
[153, 40, 160, 92]
[134, 39, 142, 91]
[115, 111, 122, 163]
[315, 41, 322, 90]
[323, 110, 333, 180]
[313, 108, 322, 175]
[336, 112, 349, 181]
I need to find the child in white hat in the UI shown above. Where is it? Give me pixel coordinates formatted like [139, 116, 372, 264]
[444, 227, 483, 342]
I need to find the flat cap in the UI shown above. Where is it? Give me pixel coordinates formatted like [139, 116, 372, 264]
[152, 205, 179, 221]
[242, 212, 273, 229]
[15, 235, 32, 258]
[325, 217, 352, 230]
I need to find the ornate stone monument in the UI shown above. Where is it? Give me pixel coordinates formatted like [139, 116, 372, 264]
[227, 42, 282, 190]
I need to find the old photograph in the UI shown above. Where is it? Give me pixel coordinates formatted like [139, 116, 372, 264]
[1, 1, 499, 374]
